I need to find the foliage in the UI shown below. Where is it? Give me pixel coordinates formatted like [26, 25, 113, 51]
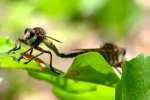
[0, 34, 150, 100]
[116, 54, 150, 100]
[0, 37, 116, 100]
[0, 0, 145, 99]
[0, 0, 142, 39]
[88, 0, 141, 40]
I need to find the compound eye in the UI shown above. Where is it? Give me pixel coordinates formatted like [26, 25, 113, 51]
[31, 29, 36, 34]
[30, 31, 35, 37]
[120, 48, 126, 56]
[24, 28, 28, 34]
[122, 49, 126, 56]
[24, 28, 32, 34]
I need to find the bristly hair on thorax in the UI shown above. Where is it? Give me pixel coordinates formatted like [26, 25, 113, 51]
[33, 27, 46, 37]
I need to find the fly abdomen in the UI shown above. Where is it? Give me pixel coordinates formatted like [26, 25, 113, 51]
[59, 49, 97, 58]
[59, 51, 87, 58]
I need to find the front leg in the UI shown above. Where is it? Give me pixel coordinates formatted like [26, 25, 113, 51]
[29, 49, 34, 55]
[7, 38, 22, 53]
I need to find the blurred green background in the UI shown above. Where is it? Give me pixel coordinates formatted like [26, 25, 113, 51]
[0, 0, 150, 100]
[0, 0, 141, 40]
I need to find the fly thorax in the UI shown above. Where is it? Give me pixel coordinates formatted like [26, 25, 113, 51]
[43, 38, 52, 47]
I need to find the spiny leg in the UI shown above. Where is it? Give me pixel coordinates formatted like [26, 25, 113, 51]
[113, 51, 124, 74]
[120, 49, 126, 62]
[113, 49, 126, 68]
[18, 46, 35, 61]
[29, 49, 33, 55]
[7, 38, 33, 57]
[24, 52, 44, 64]
[34, 46, 60, 74]
[7, 38, 22, 53]
[17, 47, 33, 61]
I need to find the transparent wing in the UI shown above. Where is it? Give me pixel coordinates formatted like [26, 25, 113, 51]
[45, 36, 62, 43]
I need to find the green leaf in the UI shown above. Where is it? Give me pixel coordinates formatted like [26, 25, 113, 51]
[116, 54, 150, 100]
[65, 52, 120, 87]
[0, 53, 115, 100]
[91, 0, 141, 40]
[29, 71, 115, 100]
[0, 36, 14, 53]
[35, 0, 78, 19]
[0, 38, 117, 100]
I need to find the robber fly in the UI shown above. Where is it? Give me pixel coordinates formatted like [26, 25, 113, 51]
[61, 43, 126, 68]
[8, 27, 66, 74]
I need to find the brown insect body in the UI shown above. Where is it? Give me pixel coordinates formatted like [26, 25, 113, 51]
[8, 27, 63, 74]
[8, 27, 126, 74]
[61, 43, 126, 68]
[99, 43, 126, 67]
[23, 27, 46, 47]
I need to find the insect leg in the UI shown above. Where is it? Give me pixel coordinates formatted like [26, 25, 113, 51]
[17, 47, 33, 61]
[121, 48, 126, 61]
[34, 47, 59, 74]
[7, 38, 29, 53]
[7, 38, 22, 53]
[114, 48, 126, 68]
[24, 52, 44, 64]
[29, 49, 34, 55]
